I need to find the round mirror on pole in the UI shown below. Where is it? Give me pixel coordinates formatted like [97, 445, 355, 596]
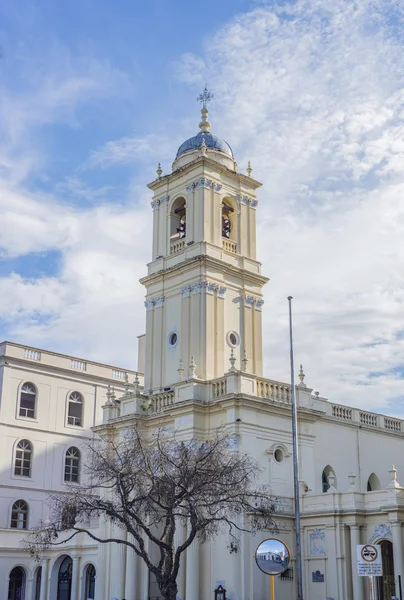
[255, 538, 290, 576]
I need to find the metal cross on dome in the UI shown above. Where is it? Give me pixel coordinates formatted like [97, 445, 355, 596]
[197, 85, 214, 108]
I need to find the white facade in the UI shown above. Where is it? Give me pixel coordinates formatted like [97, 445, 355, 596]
[3, 105, 404, 600]
[0, 341, 140, 600]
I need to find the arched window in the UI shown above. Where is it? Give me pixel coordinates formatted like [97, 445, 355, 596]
[11, 500, 28, 529]
[221, 201, 234, 238]
[85, 564, 96, 599]
[367, 472, 381, 491]
[221, 198, 238, 253]
[8, 566, 26, 600]
[67, 392, 83, 427]
[19, 382, 36, 418]
[322, 465, 336, 493]
[170, 197, 186, 243]
[57, 556, 72, 600]
[14, 440, 32, 477]
[64, 447, 80, 483]
[34, 566, 42, 600]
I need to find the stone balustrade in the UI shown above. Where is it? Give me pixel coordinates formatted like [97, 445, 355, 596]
[109, 372, 404, 436]
[329, 402, 403, 433]
[222, 239, 237, 254]
[170, 239, 186, 254]
[256, 379, 291, 403]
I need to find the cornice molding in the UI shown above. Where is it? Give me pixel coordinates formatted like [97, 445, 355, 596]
[140, 253, 269, 289]
[147, 155, 262, 191]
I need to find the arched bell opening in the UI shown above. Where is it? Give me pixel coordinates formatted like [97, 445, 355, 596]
[221, 197, 238, 253]
[170, 197, 186, 243]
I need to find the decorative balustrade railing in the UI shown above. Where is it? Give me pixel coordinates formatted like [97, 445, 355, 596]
[170, 239, 186, 254]
[141, 374, 404, 436]
[148, 392, 175, 414]
[256, 380, 291, 403]
[222, 239, 237, 254]
[360, 411, 378, 427]
[212, 378, 227, 398]
[332, 405, 352, 420]
[384, 417, 401, 432]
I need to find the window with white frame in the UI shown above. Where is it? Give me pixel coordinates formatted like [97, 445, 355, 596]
[64, 447, 80, 482]
[14, 440, 32, 477]
[10, 500, 28, 529]
[67, 392, 83, 427]
[19, 383, 36, 418]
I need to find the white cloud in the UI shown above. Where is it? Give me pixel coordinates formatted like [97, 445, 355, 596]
[171, 0, 404, 412]
[84, 134, 180, 170]
[3, 0, 404, 415]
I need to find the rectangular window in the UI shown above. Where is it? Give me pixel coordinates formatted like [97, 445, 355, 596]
[68, 402, 82, 426]
[19, 393, 35, 418]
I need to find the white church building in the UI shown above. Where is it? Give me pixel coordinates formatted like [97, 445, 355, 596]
[2, 101, 404, 600]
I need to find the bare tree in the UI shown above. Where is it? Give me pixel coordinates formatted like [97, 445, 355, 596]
[26, 424, 279, 600]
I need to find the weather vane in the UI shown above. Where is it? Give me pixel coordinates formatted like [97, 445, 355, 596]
[197, 85, 214, 109]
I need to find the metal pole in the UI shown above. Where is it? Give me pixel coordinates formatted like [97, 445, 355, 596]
[288, 296, 303, 600]
[270, 575, 275, 600]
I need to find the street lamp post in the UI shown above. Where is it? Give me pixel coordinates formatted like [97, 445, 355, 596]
[288, 296, 304, 600]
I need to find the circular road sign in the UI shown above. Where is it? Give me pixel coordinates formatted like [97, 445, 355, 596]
[361, 545, 378, 562]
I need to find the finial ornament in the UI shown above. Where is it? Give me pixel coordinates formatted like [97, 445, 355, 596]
[189, 355, 197, 379]
[241, 349, 248, 372]
[388, 465, 400, 488]
[106, 384, 112, 405]
[228, 348, 237, 373]
[200, 137, 207, 156]
[246, 161, 252, 177]
[177, 359, 184, 381]
[298, 364, 306, 387]
[134, 372, 140, 396]
[156, 163, 162, 178]
[124, 373, 130, 396]
[197, 85, 214, 109]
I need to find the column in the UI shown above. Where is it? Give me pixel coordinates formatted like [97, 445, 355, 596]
[141, 560, 149, 600]
[125, 533, 138, 600]
[70, 556, 80, 600]
[253, 302, 263, 376]
[25, 573, 34, 600]
[152, 203, 159, 259]
[391, 521, 404, 589]
[185, 523, 200, 600]
[175, 521, 186, 600]
[350, 525, 365, 600]
[39, 558, 49, 600]
[110, 527, 126, 599]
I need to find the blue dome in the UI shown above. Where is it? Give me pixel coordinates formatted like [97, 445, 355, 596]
[176, 132, 234, 159]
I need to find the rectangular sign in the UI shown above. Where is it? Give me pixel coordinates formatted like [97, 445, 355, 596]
[357, 544, 383, 576]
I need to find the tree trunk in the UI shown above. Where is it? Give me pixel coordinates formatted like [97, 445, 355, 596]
[161, 579, 178, 600]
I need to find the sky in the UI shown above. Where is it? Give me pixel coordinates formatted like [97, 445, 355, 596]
[1, 0, 404, 415]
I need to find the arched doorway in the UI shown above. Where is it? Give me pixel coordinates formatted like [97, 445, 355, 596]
[57, 556, 73, 600]
[8, 566, 26, 600]
[375, 540, 395, 600]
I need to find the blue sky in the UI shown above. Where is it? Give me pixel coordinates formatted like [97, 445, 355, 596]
[1, 0, 404, 414]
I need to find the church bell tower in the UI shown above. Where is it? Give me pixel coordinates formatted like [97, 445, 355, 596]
[141, 89, 268, 392]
